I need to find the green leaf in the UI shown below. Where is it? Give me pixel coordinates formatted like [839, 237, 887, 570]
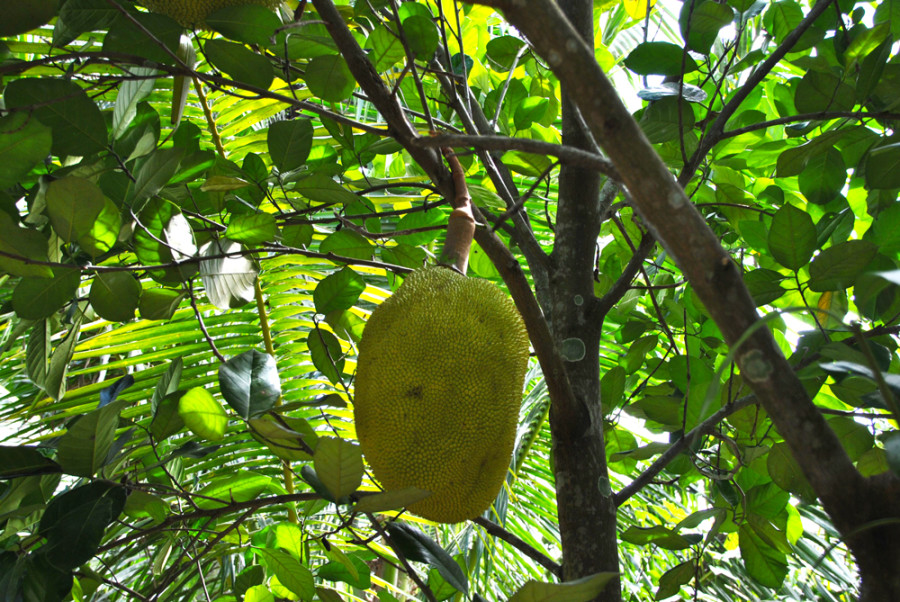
[395, 209, 445, 246]
[102, 12, 182, 65]
[318, 554, 371, 590]
[767, 204, 817, 271]
[22, 554, 73, 602]
[250, 415, 316, 461]
[112, 67, 158, 139]
[304, 55, 355, 102]
[865, 142, 900, 189]
[385, 523, 468, 593]
[402, 15, 440, 59]
[624, 42, 698, 77]
[194, 472, 272, 509]
[794, 70, 856, 113]
[122, 490, 168, 524]
[268, 119, 314, 172]
[133, 198, 197, 283]
[218, 349, 282, 419]
[807, 240, 878, 292]
[0, 446, 61, 479]
[884, 431, 900, 477]
[366, 25, 406, 72]
[600, 366, 626, 412]
[274, 522, 305, 560]
[45, 176, 107, 244]
[744, 268, 787, 306]
[798, 148, 845, 205]
[319, 229, 374, 261]
[738, 524, 788, 589]
[514, 97, 550, 130]
[80, 196, 121, 258]
[139, 287, 185, 320]
[828, 416, 875, 461]
[150, 392, 185, 440]
[89, 272, 141, 322]
[307, 327, 345, 384]
[178, 387, 228, 441]
[314, 267, 366, 315]
[57, 403, 120, 477]
[4, 78, 107, 157]
[485, 35, 526, 71]
[654, 561, 694, 600]
[12, 270, 81, 320]
[282, 223, 314, 248]
[44, 310, 84, 401]
[227, 213, 277, 245]
[763, 0, 803, 44]
[683, 1, 734, 54]
[0, 112, 51, 189]
[639, 97, 695, 144]
[38, 481, 126, 570]
[54, 0, 119, 43]
[0, 211, 53, 278]
[256, 548, 315, 600]
[767, 442, 815, 500]
[132, 146, 185, 202]
[294, 173, 359, 205]
[244, 584, 274, 602]
[312, 437, 364, 500]
[508, 574, 619, 602]
[207, 4, 281, 46]
[621, 525, 695, 550]
[205, 39, 274, 91]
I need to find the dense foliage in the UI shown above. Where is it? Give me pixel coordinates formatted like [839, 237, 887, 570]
[0, 0, 898, 601]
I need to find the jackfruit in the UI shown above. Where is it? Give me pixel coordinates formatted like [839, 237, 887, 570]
[354, 266, 529, 524]
[139, 0, 284, 28]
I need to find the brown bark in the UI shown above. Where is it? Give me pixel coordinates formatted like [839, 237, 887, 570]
[544, 1, 620, 597]
[460, 0, 900, 597]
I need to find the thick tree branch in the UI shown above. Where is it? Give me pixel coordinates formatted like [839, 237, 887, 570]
[461, 0, 885, 566]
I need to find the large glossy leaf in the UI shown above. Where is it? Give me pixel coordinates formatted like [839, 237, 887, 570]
[38, 481, 126, 570]
[178, 387, 228, 441]
[218, 349, 282, 419]
[4, 78, 107, 156]
[768, 204, 817, 271]
[312, 437, 364, 500]
[0, 112, 52, 189]
[807, 240, 878, 292]
[255, 548, 315, 600]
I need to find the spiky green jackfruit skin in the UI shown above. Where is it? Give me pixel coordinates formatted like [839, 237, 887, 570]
[139, 0, 283, 27]
[354, 266, 529, 524]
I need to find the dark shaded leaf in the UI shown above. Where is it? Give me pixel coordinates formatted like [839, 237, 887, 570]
[38, 481, 126, 570]
[386, 522, 468, 593]
[219, 349, 282, 419]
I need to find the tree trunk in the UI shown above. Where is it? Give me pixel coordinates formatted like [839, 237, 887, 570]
[548, 1, 621, 599]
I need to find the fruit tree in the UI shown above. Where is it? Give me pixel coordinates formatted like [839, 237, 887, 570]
[1, 0, 899, 601]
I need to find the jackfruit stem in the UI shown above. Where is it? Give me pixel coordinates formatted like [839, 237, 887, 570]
[439, 148, 475, 274]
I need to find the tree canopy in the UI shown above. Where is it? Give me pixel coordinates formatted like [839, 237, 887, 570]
[1, 0, 899, 601]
